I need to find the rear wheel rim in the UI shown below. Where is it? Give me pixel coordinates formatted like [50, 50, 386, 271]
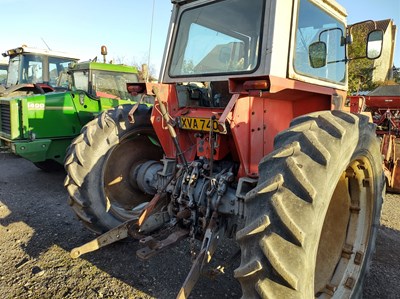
[315, 156, 374, 297]
[102, 129, 163, 221]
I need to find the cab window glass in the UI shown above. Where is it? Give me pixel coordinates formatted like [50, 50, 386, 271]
[49, 58, 70, 86]
[7, 56, 20, 86]
[25, 57, 43, 84]
[92, 70, 138, 99]
[294, 0, 346, 83]
[73, 71, 89, 92]
[170, 0, 264, 77]
[0, 64, 8, 85]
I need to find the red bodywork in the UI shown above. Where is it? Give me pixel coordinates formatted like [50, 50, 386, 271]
[146, 76, 343, 179]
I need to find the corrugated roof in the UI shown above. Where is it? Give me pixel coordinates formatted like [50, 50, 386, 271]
[350, 19, 392, 32]
[375, 19, 391, 32]
[368, 85, 400, 96]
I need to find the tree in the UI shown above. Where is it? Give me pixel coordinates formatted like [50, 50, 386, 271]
[113, 55, 158, 82]
[347, 23, 377, 94]
[393, 66, 400, 83]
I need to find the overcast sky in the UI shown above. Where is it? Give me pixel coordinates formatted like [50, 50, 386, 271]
[1, 0, 399, 76]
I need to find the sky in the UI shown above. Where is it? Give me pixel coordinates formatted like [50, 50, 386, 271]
[1, 0, 399, 77]
[0, 0, 173, 75]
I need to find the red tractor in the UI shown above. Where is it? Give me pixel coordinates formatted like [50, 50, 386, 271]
[66, 0, 385, 298]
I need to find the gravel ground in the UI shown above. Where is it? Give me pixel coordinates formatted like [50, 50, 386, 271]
[0, 153, 399, 298]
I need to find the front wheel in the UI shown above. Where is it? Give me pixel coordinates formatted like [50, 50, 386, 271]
[235, 111, 384, 298]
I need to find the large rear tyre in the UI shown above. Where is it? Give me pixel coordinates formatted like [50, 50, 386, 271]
[64, 104, 163, 234]
[235, 111, 384, 298]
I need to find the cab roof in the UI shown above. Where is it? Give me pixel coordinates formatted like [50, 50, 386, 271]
[2, 46, 80, 60]
[171, 0, 347, 17]
[68, 61, 138, 74]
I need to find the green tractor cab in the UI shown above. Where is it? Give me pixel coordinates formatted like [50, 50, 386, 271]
[0, 46, 80, 97]
[0, 53, 143, 171]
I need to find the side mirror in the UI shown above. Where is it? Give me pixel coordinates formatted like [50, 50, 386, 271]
[366, 30, 383, 59]
[309, 41, 327, 68]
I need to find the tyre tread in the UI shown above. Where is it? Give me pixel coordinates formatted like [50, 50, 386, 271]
[236, 111, 383, 298]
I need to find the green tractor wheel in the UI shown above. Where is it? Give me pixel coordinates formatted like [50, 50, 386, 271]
[235, 111, 384, 298]
[64, 104, 163, 234]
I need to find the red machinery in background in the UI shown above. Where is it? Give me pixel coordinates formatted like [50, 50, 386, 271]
[350, 85, 400, 191]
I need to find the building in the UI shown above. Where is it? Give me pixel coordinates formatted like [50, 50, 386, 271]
[372, 19, 397, 82]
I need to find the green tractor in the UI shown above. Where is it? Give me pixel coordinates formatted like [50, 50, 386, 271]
[0, 47, 143, 171]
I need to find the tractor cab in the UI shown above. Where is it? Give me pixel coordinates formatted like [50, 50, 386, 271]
[0, 46, 79, 96]
[161, 0, 383, 105]
[59, 61, 140, 100]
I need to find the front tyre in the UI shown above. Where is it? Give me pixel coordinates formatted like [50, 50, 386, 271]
[64, 104, 163, 234]
[235, 111, 384, 298]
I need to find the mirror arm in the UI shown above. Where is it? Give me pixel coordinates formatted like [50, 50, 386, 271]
[327, 58, 348, 65]
[318, 27, 344, 42]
